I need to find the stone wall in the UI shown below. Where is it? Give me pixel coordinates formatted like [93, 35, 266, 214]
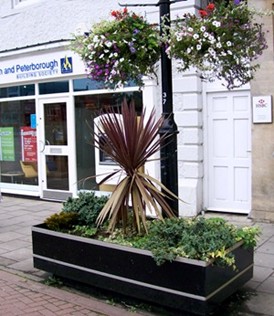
[249, 0, 274, 221]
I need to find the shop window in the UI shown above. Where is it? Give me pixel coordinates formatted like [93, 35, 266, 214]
[39, 81, 69, 95]
[0, 100, 38, 185]
[73, 78, 137, 92]
[0, 84, 35, 98]
[74, 91, 142, 190]
[73, 78, 105, 91]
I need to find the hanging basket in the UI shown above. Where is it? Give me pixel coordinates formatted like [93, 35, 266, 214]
[72, 8, 161, 89]
[163, 1, 267, 89]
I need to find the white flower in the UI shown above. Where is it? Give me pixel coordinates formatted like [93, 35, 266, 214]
[196, 44, 202, 50]
[212, 20, 221, 27]
[187, 27, 193, 32]
[208, 48, 216, 56]
[227, 50, 233, 55]
[105, 40, 113, 48]
[176, 33, 183, 41]
[200, 26, 206, 32]
[226, 41, 232, 47]
[166, 46, 171, 56]
[99, 54, 104, 59]
[193, 33, 199, 40]
[93, 35, 99, 43]
[120, 58, 125, 63]
[187, 47, 192, 54]
[203, 32, 209, 38]
[216, 42, 222, 49]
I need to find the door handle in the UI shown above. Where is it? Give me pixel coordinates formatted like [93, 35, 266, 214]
[40, 140, 51, 152]
[39, 140, 45, 153]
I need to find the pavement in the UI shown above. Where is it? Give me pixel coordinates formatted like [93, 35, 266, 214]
[0, 194, 273, 315]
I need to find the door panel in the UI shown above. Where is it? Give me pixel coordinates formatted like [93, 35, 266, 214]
[39, 98, 73, 201]
[206, 92, 251, 213]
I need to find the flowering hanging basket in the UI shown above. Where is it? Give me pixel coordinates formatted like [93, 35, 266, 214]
[72, 8, 161, 89]
[164, 1, 267, 89]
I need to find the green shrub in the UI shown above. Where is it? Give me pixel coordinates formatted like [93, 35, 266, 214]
[141, 217, 260, 267]
[62, 192, 108, 226]
[44, 212, 78, 231]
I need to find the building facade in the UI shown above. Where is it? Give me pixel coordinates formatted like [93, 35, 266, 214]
[248, 0, 274, 222]
[0, 0, 272, 221]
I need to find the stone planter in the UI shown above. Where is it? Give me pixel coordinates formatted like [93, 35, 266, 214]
[32, 224, 254, 315]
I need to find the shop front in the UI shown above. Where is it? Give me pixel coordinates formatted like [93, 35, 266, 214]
[0, 47, 151, 200]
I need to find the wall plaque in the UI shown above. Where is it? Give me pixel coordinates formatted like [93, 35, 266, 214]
[252, 95, 272, 123]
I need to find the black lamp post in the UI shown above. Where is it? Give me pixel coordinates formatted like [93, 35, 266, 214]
[158, 0, 178, 216]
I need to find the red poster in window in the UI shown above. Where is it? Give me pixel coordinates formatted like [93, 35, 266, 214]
[20, 126, 37, 162]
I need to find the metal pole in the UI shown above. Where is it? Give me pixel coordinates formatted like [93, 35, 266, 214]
[158, 0, 178, 216]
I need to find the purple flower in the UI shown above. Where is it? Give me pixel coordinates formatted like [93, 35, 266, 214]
[234, 0, 241, 5]
[133, 29, 140, 35]
[128, 42, 136, 54]
[130, 46, 136, 54]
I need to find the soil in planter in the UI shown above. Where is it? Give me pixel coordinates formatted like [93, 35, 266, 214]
[42, 274, 256, 316]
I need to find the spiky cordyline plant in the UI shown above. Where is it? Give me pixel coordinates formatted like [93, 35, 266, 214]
[94, 100, 176, 234]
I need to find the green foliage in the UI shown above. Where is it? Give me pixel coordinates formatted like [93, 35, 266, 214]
[43, 275, 63, 287]
[62, 192, 108, 226]
[70, 225, 98, 238]
[44, 211, 78, 231]
[236, 226, 261, 248]
[132, 217, 260, 267]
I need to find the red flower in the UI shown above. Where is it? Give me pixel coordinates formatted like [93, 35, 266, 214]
[206, 3, 215, 11]
[111, 9, 129, 20]
[199, 10, 208, 18]
[111, 10, 118, 18]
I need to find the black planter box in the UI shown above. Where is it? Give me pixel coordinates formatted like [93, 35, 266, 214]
[32, 224, 254, 315]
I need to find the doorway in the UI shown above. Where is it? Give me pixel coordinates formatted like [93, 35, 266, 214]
[38, 97, 76, 201]
[205, 91, 251, 214]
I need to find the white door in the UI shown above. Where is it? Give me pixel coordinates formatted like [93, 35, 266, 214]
[206, 91, 251, 214]
[38, 97, 76, 201]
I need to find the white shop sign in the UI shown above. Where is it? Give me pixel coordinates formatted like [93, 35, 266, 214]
[252, 96, 272, 124]
[0, 51, 85, 85]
